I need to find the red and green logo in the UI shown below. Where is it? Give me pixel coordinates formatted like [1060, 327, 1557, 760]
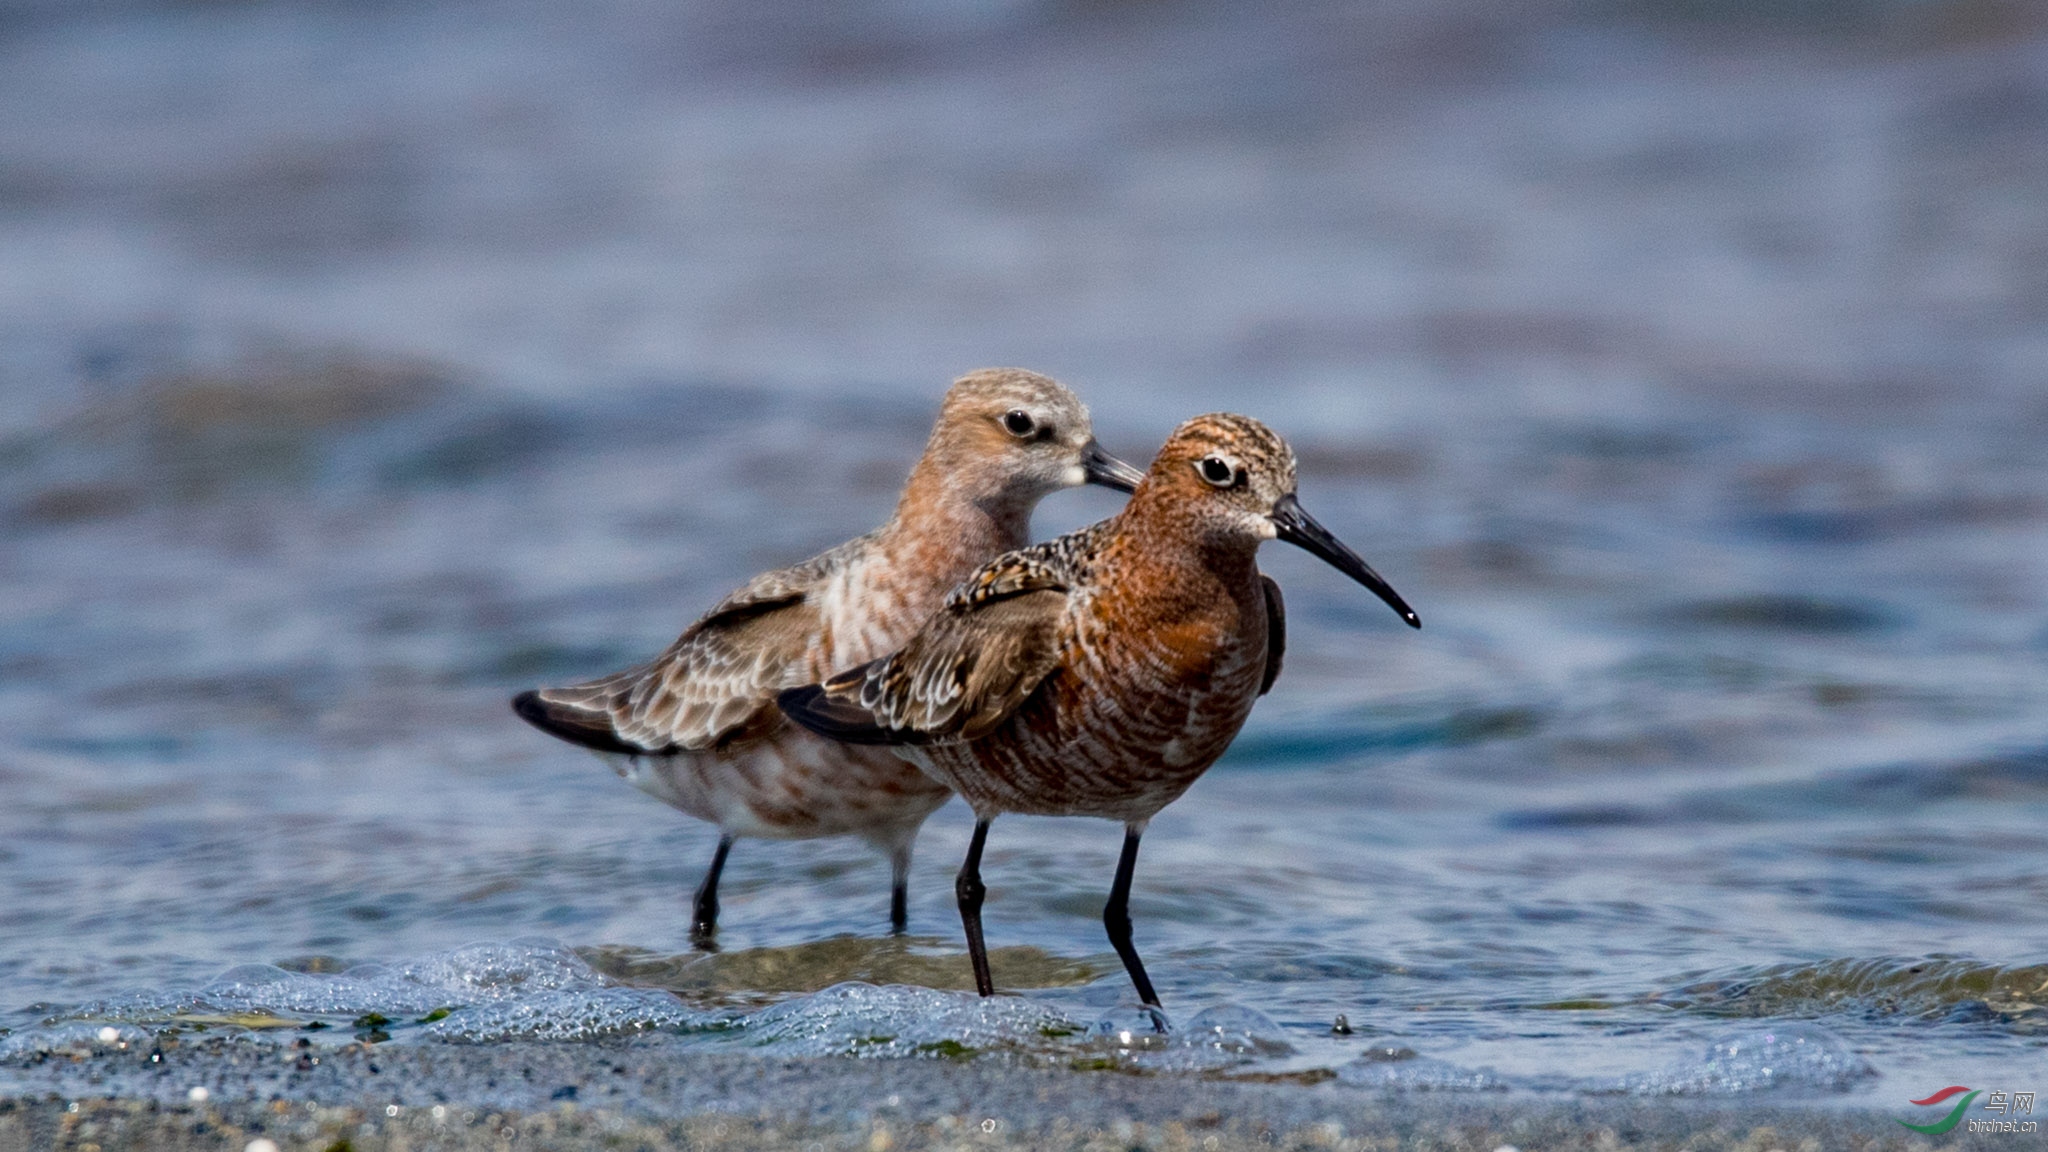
[1900, 1086, 1980, 1134]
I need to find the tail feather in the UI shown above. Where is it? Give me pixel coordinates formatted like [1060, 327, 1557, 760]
[512, 689, 669, 756]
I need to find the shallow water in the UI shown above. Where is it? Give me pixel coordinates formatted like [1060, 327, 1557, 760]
[2, 0, 2046, 1116]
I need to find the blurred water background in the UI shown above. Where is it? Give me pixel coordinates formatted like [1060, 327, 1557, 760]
[2, 0, 2046, 1105]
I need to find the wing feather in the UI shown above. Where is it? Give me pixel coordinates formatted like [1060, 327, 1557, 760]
[859, 588, 1066, 740]
[518, 537, 862, 754]
[780, 539, 1081, 746]
[1258, 573, 1285, 697]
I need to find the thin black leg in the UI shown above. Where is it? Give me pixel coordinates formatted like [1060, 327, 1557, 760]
[888, 840, 912, 936]
[690, 834, 735, 950]
[955, 819, 994, 996]
[1104, 823, 1161, 1010]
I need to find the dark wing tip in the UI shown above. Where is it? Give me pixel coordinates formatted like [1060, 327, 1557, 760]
[1257, 574, 1285, 697]
[511, 689, 663, 756]
[776, 683, 918, 746]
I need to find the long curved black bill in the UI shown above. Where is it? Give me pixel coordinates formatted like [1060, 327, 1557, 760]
[1081, 439, 1145, 493]
[1271, 493, 1420, 628]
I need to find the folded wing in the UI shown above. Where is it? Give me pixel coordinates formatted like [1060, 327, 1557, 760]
[1258, 573, 1285, 697]
[780, 540, 1079, 747]
[515, 539, 859, 755]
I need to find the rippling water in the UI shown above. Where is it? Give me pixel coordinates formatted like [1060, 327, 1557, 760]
[2, 0, 2045, 1112]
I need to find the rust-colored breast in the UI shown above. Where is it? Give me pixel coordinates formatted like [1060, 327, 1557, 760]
[918, 542, 1271, 822]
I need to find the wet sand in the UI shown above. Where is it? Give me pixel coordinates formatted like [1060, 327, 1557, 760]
[1, 1041, 1933, 1152]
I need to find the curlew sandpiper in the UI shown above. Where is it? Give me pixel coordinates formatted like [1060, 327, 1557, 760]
[779, 412, 1416, 1008]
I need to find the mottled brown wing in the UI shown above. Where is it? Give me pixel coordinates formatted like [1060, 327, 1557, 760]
[522, 539, 857, 754]
[613, 592, 824, 751]
[780, 544, 1074, 746]
[853, 588, 1067, 740]
[1259, 573, 1285, 697]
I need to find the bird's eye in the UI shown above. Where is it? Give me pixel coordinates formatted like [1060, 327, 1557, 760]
[1002, 409, 1037, 438]
[1198, 455, 1241, 488]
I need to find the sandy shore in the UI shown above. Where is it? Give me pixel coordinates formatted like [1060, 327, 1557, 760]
[0, 1038, 1940, 1151]
[0, 1097, 1942, 1152]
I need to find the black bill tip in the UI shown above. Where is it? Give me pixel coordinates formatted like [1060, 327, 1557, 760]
[1081, 439, 1145, 493]
[1270, 493, 1420, 629]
